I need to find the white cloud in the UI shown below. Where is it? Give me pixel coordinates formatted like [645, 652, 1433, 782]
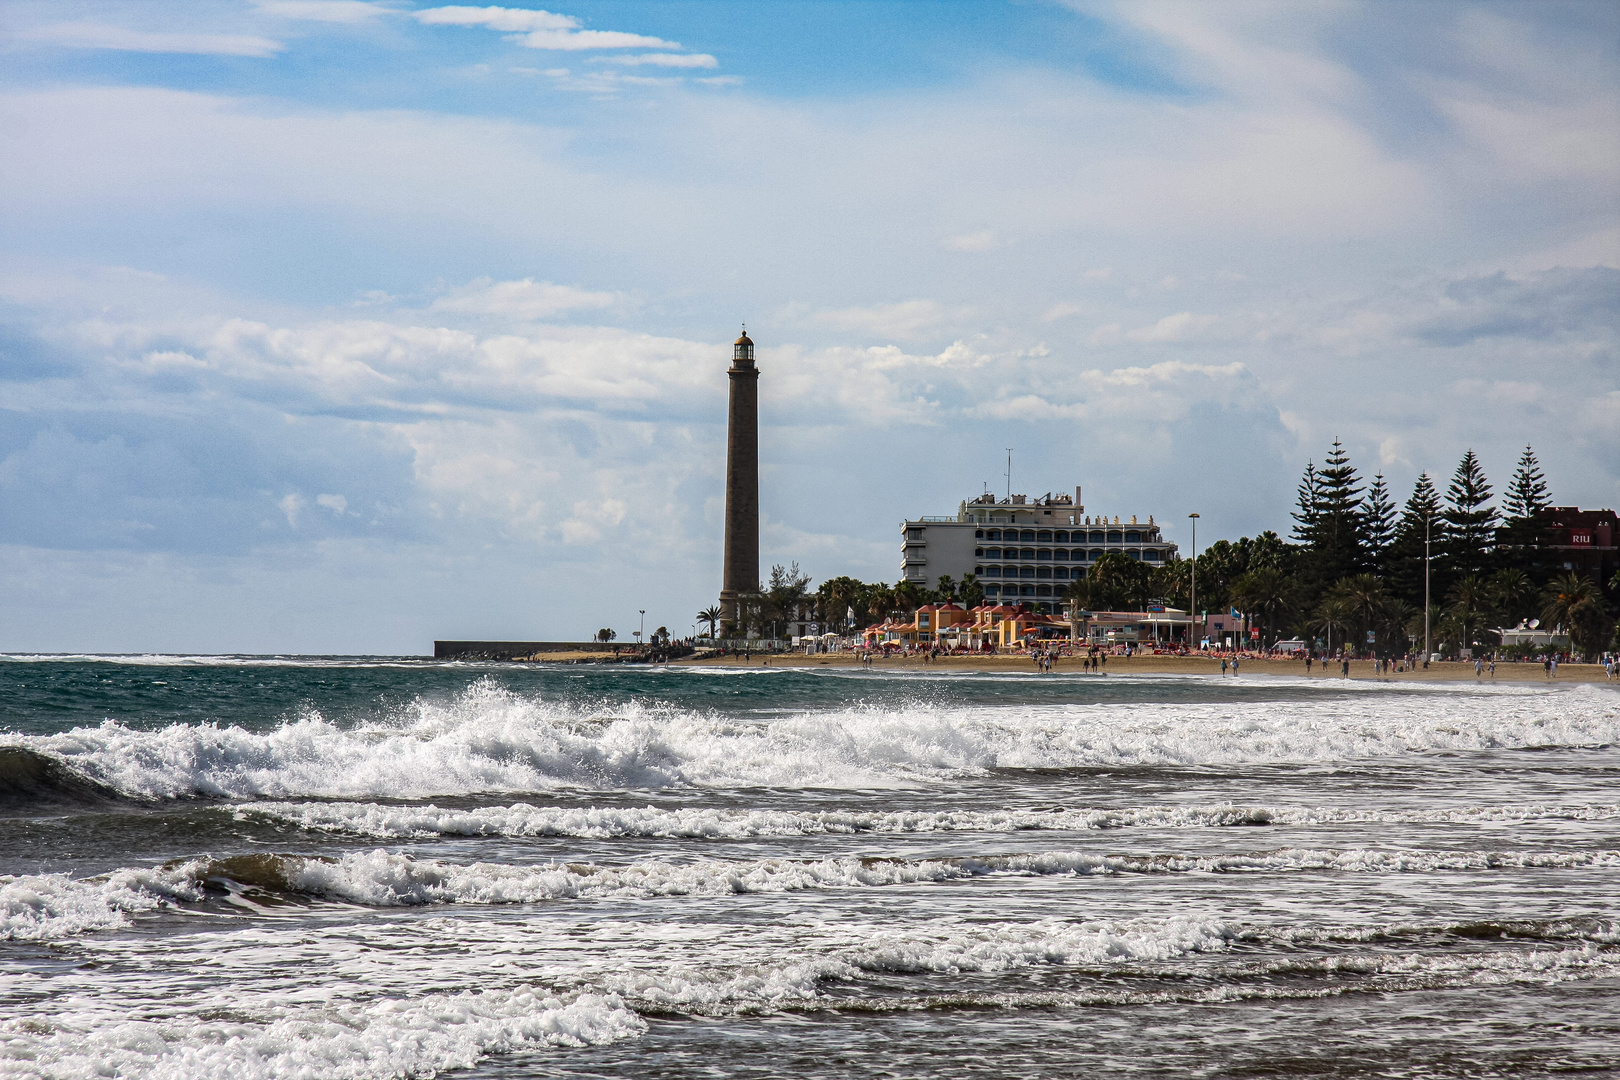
[278, 493, 307, 527]
[1124, 312, 1216, 343]
[1043, 303, 1082, 322]
[316, 493, 349, 513]
[603, 53, 718, 69]
[413, 6, 679, 50]
[253, 1, 393, 23]
[412, 6, 578, 32]
[816, 300, 955, 341]
[512, 29, 680, 51]
[20, 22, 283, 57]
[429, 278, 617, 320]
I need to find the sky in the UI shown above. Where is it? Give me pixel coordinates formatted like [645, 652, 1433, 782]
[1, 0, 1616, 653]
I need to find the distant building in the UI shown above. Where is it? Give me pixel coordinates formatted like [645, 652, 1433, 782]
[1540, 506, 1618, 583]
[901, 488, 1179, 614]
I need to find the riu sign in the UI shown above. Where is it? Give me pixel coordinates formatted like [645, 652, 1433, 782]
[1570, 532, 1593, 546]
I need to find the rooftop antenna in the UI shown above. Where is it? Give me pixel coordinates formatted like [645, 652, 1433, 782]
[1005, 448, 1013, 500]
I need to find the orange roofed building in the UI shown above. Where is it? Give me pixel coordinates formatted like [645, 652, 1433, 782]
[863, 603, 1070, 650]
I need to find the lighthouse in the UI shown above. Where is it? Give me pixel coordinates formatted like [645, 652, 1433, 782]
[719, 327, 759, 628]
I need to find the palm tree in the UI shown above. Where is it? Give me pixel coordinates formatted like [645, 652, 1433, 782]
[1230, 567, 1294, 646]
[1405, 604, 1440, 654]
[958, 573, 985, 610]
[1486, 569, 1536, 627]
[595, 628, 616, 643]
[1379, 598, 1416, 656]
[1444, 574, 1494, 653]
[1318, 574, 1386, 654]
[697, 606, 722, 639]
[1541, 573, 1611, 660]
[1313, 594, 1356, 655]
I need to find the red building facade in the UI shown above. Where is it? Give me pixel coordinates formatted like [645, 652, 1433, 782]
[1541, 506, 1618, 583]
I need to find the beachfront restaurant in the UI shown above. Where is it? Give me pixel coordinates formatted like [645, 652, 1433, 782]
[1074, 608, 1193, 647]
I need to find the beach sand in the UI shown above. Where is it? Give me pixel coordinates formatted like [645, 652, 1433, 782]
[679, 652, 1614, 683]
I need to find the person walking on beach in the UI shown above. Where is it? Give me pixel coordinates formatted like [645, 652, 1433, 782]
[1544, 657, 1552, 679]
[1341, 657, 1350, 677]
[1475, 658, 1483, 679]
[1489, 658, 1496, 678]
[1232, 657, 1240, 677]
[1221, 658, 1228, 677]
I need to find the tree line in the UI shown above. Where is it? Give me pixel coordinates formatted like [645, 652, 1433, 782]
[692, 443, 1616, 658]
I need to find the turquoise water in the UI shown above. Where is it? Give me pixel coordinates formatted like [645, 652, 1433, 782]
[3, 657, 1618, 1078]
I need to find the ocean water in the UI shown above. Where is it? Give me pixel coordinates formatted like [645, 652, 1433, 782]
[2, 658, 1618, 1079]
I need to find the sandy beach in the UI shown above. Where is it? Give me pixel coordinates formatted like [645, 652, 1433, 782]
[679, 652, 1616, 683]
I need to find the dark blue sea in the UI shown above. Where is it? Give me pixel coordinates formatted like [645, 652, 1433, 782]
[2, 656, 1618, 1078]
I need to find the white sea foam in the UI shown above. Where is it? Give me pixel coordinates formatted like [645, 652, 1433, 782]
[0, 867, 204, 941]
[13, 845, 1615, 939]
[0, 987, 643, 1080]
[6, 679, 1617, 799]
[241, 798, 1620, 840]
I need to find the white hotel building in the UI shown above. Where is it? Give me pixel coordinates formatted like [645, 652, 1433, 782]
[902, 488, 1180, 614]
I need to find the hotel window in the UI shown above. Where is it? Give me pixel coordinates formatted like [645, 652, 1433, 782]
[1021, 586, 1035, 596]
[974, 530, 984, 539]
[984, 547, 1001, 558]
[1107, 531, 1122, 543]
[1125, 531, 1140, 543]
[1145, 550, 1160, 561]
[1036, 531, 1052, 542]
[1053, 548, 1068, 560]
[1054, 531, 1069, 542]
[1020, 530, 1035, 541]
[1036, 585, 1053, 597]
[975, 548, 984, 557]
[984, 585, 1000, 596]
[1036, 549, 1051, 561]
[986, 530, 1001, 540]
[1089, 531, 1105, 542]
[1036, 567, 1051, 579]
[1020, 548, 1034, 559]
[1053, 567, 1068, 579]
[1020, 567, 1036, 579]
[975, 566, 984, 575]
[985, 566, 1001, 577]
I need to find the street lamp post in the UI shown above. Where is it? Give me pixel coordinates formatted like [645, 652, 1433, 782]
[639, 609, 646, 647]
[1423, 515, 1431, 662]
[1188, 513, 1200, 651]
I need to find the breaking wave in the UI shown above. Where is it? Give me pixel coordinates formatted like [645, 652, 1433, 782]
[9, 846, 1617, 940]
[4, 679, 1617, 800]
[0, 987, 643, 1080]
[240, 798, 1620, 840]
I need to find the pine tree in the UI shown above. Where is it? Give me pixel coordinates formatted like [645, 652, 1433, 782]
[1502, 446, 1550, 520]
[1311, 439, 1367, 583]
[1441, 449, 1498, 578]
[1362, 473, 1396, 574]
[1387, 473, 1444, 606]
[1497, 446, 1552, 580]
[1291, 460, 1321, 547]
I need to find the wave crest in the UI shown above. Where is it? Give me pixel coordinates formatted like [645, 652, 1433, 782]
[7, 678, 1617, 800]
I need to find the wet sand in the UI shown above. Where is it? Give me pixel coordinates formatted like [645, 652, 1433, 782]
[681, 652, 1615, 684]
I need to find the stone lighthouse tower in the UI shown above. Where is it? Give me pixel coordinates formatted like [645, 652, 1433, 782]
[719, 327, 759, 627]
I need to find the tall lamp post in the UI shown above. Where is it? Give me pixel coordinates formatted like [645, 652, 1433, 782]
[1423, 514, 1431, 662]
[1188, 513, 1200, 651]
[639, 609, 646, 647]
